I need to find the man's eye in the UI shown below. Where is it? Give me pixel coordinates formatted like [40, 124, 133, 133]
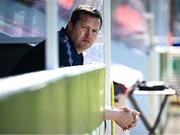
[93, 30, 98, 33]
[82, 26, 87, 29]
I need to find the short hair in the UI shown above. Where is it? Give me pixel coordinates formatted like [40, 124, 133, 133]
[69, 5, 102, 30]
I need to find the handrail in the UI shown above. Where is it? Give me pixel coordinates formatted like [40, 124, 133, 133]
[0, 64, 105, 134]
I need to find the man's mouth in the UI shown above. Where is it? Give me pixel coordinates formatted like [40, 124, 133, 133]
[83, 39, 90, 43]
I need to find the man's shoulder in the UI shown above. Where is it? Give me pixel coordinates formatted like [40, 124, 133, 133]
[59, 27, 71, 41]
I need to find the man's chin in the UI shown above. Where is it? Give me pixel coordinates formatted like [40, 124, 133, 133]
[80, 45, 90, 50]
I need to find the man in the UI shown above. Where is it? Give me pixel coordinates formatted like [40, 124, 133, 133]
[11, 5, 101, 73]
[11, 5, 139, 130]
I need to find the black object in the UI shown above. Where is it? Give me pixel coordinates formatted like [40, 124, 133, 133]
[138, 81, 167, 91]
[0, 43, 32, 78]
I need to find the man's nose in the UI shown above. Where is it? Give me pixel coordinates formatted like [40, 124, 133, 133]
[85, 29, 91, 38]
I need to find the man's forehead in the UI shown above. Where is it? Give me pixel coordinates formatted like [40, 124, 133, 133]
[79, 14, 101, 22]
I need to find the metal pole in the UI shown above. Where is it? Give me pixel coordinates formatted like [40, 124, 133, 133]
[45, 0, 59, 69]
[104, 0, 111, 134]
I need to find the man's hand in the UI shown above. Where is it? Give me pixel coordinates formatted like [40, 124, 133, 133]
[105, 105, 140, 130]
[120, 106, 140, 130]
[114, 109, 134, 129]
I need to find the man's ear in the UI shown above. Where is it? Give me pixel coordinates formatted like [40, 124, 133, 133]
[67, 21, 73, 32]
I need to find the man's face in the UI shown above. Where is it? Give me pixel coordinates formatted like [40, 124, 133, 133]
[68, 14, 101, 54]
